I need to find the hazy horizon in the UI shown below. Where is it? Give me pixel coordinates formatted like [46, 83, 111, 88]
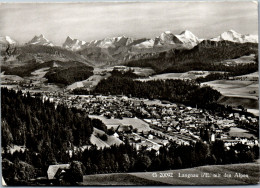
[0, 2, 258, 45]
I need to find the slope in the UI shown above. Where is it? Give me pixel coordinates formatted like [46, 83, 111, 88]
[81, 162, 260, 185]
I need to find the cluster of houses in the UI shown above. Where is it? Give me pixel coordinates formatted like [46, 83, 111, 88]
[40, 94, 259, 152]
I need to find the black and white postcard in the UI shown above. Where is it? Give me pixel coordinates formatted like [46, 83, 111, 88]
[0, 1, 259, 186]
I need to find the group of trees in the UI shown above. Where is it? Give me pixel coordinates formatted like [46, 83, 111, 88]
[47, 140, 259, 175]
[2, 58, 94, 86]
[195, 63, 258, 83]
[1, 88, 98, 150]
[1, 88, 102, 183]
[80, 72, 221, 108]
[3, 138, 258, 185]
[45, 65, 93, 85]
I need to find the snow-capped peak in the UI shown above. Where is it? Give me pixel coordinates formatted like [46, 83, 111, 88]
[158, 31, 174, 44]
[94, 36, 134, 48]
[62, 36, 87, 51]
[180, 30, 196, 37]
[175, 30, 199, 43]
[28, 34, 54, 46]
[0, 36, 16, 45]
[174, 30, 200, 48]
[210, 30, 258, 43]
[164, 31, 172, 34]
[133, 39, 155, 49]
[66, 36, 73, 41]
[155, 30, 200, 48]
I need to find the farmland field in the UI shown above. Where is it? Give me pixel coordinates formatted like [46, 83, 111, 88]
[229, 127, 257, 139]
[203, 80, 258, 98]
[233, 71, 259, 81]
[81, 162, 260, 185]
[222, 54, 256, 65]
[66, 73, 111, 90]
[80, 173, 168, 185]
[136, 71, 225, 82]
[203, 80, 259, 116]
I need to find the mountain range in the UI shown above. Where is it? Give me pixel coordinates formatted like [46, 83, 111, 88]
[0, 29, 258, 67]
[0, 29, 258, 88]
[2, 29, 257, 49]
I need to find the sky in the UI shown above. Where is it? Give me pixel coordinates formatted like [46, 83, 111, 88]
[0, 1, 258, 45]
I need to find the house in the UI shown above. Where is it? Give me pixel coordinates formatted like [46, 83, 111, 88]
[148, 134, 153, 140]
[47, 164, 70, 180]
[113, 132, 119, 138]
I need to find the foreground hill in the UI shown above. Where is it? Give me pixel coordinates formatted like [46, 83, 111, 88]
[80, 162, 260, 185]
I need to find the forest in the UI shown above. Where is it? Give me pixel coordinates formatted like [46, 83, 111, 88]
[44, 65, 93, 85]
[1, 60, 94, 86]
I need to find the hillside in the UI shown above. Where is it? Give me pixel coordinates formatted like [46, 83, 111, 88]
[81, 162, 260, 185]
[2, 60, 94, 86]
[126, 40, 258, 72]
[1, 44, 92, 67]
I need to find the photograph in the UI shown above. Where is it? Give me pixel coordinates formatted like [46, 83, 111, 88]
[0, 1, 259, 186]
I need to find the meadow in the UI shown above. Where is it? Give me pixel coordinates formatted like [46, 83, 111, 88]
[81, 162, 260, 185]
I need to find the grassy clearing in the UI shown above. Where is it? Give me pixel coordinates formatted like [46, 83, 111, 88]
[89, 115, 151, 133]
[203, 79, 258, 115]
[136, 71, 225, 82]
[229, 127, 257, 139]
[203, 80, 258, 97]
[132, 163, 260, 185]
[80, 163, 260, 185]
[218, 96, 258, 109]
[223, 54, 256, 65]
[80, 173, 168, 185]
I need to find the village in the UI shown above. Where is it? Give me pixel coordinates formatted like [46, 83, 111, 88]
[39, 92, 259, 153]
